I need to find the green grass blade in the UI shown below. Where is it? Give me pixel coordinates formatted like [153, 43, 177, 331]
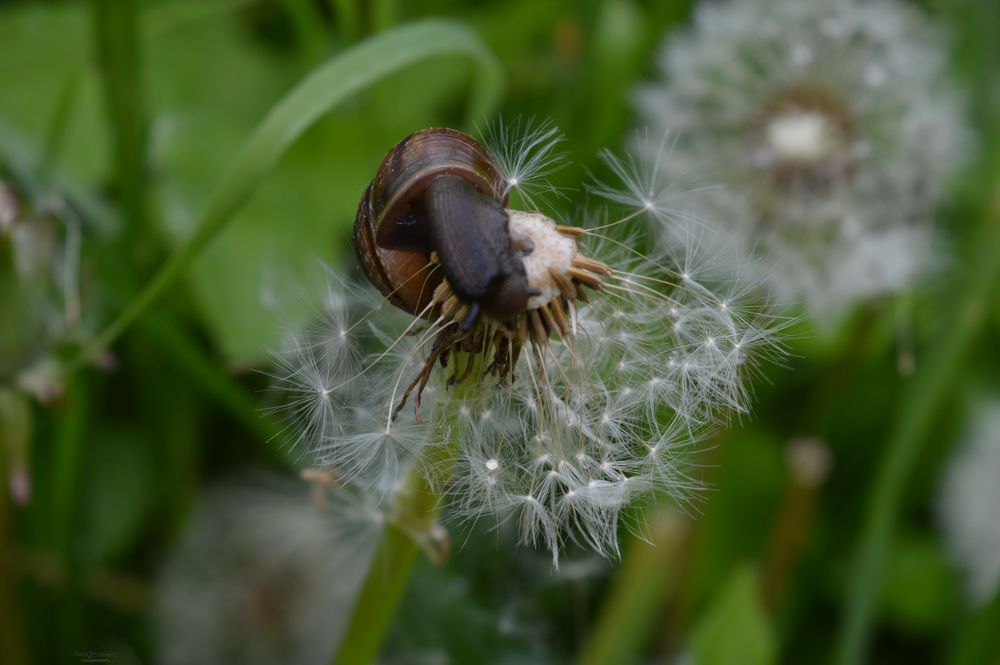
[76, 19, 502, 368]
[330, 355, 482, 665]
[834, 184, 1000, 665]
[0, 390, 31, 665]
[91, 0, 147, 234]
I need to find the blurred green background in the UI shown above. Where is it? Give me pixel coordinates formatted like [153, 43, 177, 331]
[1, 0, 999, 664]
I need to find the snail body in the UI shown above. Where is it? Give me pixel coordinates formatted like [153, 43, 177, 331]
[354, 128, 537, 329]
[352, 127, 611, 420]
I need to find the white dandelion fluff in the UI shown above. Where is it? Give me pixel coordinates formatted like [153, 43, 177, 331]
[938, 399, 1000, 606]
[634, 0, 967, 322]
[156, 474, 381, 665]
[270, 121, 788, 564]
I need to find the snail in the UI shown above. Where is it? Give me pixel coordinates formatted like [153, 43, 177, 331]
[353, 128, 612, 419]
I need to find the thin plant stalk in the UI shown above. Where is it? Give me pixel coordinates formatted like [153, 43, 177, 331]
[329, 0, 360, 44]
[835, 181, 1000, 665]
[39, 74, 80, 179]
[71, 20, 502, 372]
[281, 0, 328, 59]
[760, 439, 831, 611]
[91, 0, 147, 235]
[0, 390, 30, 665]
[49, 377, 88, 557]
[142, 0, 262, 37]
[49, 375, 89, 662]
[331, 360, 480, 665]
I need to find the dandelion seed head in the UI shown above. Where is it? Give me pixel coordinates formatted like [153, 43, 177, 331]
[509, 210, 579, 309]
[271, 119, 789, 565]
[634, 0, 968, 324]
[938, 399, 1000, 606]
[156, 475, 379, 665]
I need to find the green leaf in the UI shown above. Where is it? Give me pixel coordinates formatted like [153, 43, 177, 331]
[0, 3, 108, 184]
[690, 566, 776, 665]
[147, 14, 497, 361]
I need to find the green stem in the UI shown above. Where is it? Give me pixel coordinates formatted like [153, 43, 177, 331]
[49, 375, 89, 661]
[329, 0, 360, 44]
[330, 494, 428, 665]
[143, 0, 263, 37]
[371, 0, 398, 31]
[71, 19, 501, 372]
[0, 390, 30, 665]
[49, 377, 88, 557]
[39, 74, 80, 179]
[91, 0, 147, 234]
[282, 0, 328, 59]
[834, 187, 1000, 665]
[331, 368, 479, 665]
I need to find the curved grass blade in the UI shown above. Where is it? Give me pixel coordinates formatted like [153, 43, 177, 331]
[75, 19, 503, 369]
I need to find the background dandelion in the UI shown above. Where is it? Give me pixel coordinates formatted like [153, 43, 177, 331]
[634, 0, 967, 322]
[938, 399, 1000, 606]
[156, 474, 380, 665]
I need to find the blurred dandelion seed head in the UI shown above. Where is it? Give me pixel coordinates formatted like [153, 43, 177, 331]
[270, 120, 788, 564]
[635, 0, 968, 322]
[938, 399, 1000, 606]
[156, 475, 379, 665]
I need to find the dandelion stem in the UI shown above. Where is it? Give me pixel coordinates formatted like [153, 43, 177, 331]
[835, 184, 1000, 665]
[331, 358, 479, 665]
[70, 20, 501, 372]
[330, 515, 421, 665]
[0, 390, 30, 665]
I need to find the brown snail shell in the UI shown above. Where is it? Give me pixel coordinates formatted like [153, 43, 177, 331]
[353, 128, 511, 319]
